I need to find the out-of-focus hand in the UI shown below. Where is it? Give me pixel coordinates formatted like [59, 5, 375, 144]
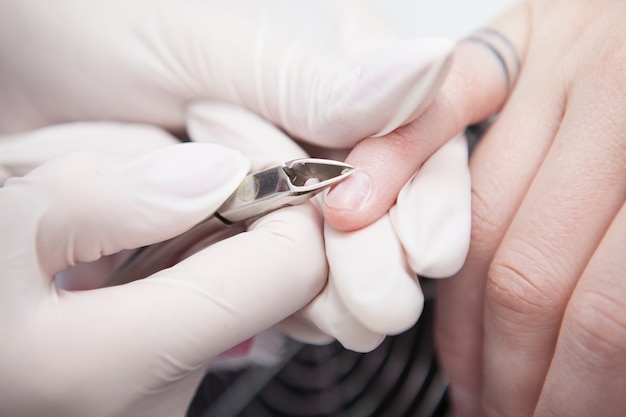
[0, 0, 452, 149]
[188, 101, 471, 352]
[357, 1, 626, 416]
[0, 125, 328, 417]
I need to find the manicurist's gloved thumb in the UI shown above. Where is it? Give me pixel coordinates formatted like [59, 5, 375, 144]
[0, 141, 327, 417]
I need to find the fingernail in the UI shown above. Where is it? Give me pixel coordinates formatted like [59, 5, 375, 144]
[325, 169, 372, 211]
[130, 142, 249, 199]
[450, 386, 481, 417]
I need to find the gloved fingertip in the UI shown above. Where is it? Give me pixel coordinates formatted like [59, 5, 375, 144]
[23, 143, 251, 271]
[325, 216, 426, 337]
[348, 37, 455, 136]
[351, 280, 424, 336]
[391, 133, 472, 278]
[0, 166, 10, 186]
[128, 142, 250, 200]
[186, 101, 307, 171]
[339, 333, 386, 354]
[278, 316, 335, 346]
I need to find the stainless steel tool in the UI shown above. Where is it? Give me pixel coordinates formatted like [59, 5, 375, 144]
[106, 158, 354, 286]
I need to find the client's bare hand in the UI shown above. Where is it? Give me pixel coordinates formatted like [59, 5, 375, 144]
[432, 1, 624, 416]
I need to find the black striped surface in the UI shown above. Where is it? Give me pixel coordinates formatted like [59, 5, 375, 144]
[188, 299, 449, 417]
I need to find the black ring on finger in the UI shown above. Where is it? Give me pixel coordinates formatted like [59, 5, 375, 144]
[464, 28, 521, 91]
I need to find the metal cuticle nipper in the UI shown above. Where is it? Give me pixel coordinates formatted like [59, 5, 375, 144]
[105, 158, 354, 286]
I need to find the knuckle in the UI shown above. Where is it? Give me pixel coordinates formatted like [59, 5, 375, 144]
[486, 249, 559, 319]
[593, 6, 626, 73]
[469, 185, 504, 249]
[438, 63, 473, 126]
[568, 289, 626, 366]
[472, 186, 498, 236]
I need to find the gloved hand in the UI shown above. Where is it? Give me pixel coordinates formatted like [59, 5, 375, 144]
[0, 0, 452, 148]
[188, 102, 471, 351]
[0, 0, 472, 353]
[0, 123, 328, 417]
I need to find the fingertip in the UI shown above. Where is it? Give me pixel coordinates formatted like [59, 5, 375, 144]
[323, 169, 382, 231]
[278, 315, 335, 346]
[295, 273, 387, 353]
[341, 333, 386, 354]
[323, 128, 426, 231]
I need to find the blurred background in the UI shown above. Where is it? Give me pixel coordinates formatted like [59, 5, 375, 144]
[367, 0, 518, 39]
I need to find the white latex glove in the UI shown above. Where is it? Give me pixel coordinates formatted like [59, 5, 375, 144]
[0, 126, 328, 417]
[0, 122, 180, 184]
[291, 133, 471, 351]
[0, 122, 185, 292]
[0, 0, 471, 353]
[0, 0, 453, 149]
[188, 102, 471, 351]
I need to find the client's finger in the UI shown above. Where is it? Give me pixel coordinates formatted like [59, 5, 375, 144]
[324, 3, 529, 231]
[482, 70, 626, 416]
[535, 203, 626, 417]
[435, 57, 561, 415]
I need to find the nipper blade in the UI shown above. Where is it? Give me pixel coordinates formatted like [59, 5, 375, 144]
[216, 158, 354, 224]
[106, 158, 354, 286]
[283, 158, 355, 189]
